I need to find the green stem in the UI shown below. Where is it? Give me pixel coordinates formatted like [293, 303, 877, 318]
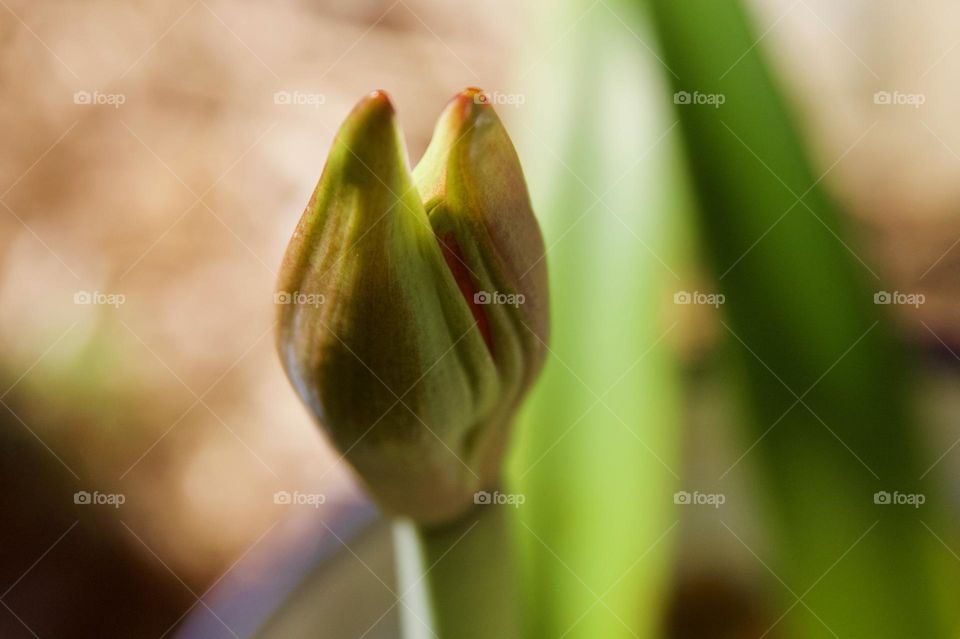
[394, 498, 522, 639]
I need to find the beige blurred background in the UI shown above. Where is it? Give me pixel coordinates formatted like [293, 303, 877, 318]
[1, 0, 959, 637]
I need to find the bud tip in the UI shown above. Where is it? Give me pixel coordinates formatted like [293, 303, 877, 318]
[440, 87, 490, 128]
[353, 89, 395, 120]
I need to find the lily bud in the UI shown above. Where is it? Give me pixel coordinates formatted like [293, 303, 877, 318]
[276, 89, 548, 526]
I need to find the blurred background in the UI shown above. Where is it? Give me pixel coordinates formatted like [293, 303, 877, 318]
[2, 0, 960, 637]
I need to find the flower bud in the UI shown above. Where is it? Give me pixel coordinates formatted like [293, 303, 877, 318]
[276, 89, 548, 526]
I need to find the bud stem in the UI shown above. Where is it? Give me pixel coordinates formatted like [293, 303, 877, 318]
[394, 496, 522, 639]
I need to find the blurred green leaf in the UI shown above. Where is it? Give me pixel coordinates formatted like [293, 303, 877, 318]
[645, 0, 957, 636]
[509, 1, 687, 637]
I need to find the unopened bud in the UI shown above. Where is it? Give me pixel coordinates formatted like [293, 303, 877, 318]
[276, 89, 548, 526]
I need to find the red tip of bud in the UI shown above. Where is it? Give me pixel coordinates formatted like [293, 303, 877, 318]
[368, 89, 393, 107]
[441, 87, 492, 128]
[351, 90, 395, 121]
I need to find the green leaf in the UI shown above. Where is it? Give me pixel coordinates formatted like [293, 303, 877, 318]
[645, 0, 957, 636]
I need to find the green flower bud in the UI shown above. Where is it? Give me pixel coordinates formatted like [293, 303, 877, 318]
[276, 89, 548, 526]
